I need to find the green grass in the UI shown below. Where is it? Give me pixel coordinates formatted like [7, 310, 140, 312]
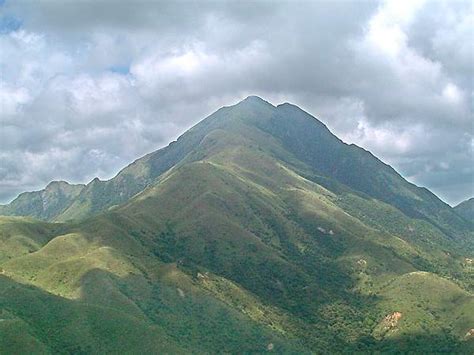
[0, 97, 472, 353]
[0, 214, 307, 353]
[0, 182, 84, 222]
[0, 216, 64, 264]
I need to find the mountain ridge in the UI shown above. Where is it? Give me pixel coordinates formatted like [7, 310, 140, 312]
[1, 96, 469, 235]
[0, 181, 85, 221]
[0, 96, 473, 353]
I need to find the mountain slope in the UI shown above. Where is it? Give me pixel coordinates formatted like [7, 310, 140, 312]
[55, 104, 241, 222]
[0, 216, 306, 353]
[0, 97, 473, 353]
[455, 198, 474, 222]
[0, 181, 84, 221]
[0, 216, 64, 264]
[3, 97, 470, 242]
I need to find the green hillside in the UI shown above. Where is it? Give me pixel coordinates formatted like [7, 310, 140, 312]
[0, 182, 84, 221]
[5, 97, 470, 238]
[0, 216, 306, 354]
[455, 198, 474, 223]
[0, 97, 472, 353]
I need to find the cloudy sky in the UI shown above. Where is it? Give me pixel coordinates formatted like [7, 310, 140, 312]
[0, 0, 472, 206]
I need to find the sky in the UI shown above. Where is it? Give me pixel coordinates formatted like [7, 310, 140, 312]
[0, 0, 472, 206]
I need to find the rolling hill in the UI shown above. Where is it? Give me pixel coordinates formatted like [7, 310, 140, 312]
[0, 96, 472, 353]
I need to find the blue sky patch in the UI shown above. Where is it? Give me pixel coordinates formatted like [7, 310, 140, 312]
[0, 15, 22, 34]
[108, 65, 130, 75]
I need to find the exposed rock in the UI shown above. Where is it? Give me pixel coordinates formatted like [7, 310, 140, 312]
[382, 312, 402, 330]
[357, 259, 367, 267]
[197, 272, 209, 280]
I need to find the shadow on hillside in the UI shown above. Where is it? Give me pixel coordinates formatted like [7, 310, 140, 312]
[0, 270, 307, 354]
[0, 274, 183, 354]
[76, 267, 474, 354]
[1, 267, 470, 354]
[343, 332, 474, 354]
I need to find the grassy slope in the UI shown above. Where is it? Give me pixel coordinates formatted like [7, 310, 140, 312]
[372, 272, 474, 353]
[1, 152, 472, 352]
[257, 102, 472, 245]
[455, 198, 474, 223]
[110, 125, 472, 351]
[0, 216, 65, 264]
[0, 275, 185, 354]
[6, 97, 470, 241]
[0, 97, 472, 353]
[0, 182, 84, 221]
[55, 105, 233, 222]
[0, 216, 306, 353]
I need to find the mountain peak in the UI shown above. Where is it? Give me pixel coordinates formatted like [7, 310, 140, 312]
[238, 95, 275, 108]
[1, 96, 473, 354]
[45, 180, 71, 189]
[276, 102, 294, 108]
[44, 180, 85, 195]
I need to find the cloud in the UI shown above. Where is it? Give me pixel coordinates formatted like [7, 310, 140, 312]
[0, 0, 472, 205]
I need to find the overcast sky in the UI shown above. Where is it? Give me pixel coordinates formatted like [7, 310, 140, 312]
[0, 0, 472, 206]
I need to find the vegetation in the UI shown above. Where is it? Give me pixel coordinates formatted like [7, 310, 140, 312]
[455, 197, 474, 224]
[0, 96, 472, 353]
[0, 182, 84, 221]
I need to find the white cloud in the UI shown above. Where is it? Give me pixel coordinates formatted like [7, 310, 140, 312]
[365, 0, 426, 56]
[0, 83, 30, 116]
[442, 83, 463, 104]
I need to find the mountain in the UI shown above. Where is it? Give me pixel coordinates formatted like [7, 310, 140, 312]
[0, 97, 473, 353]
[0, 181, 84, 221]
[455, 198, 474, 222]
[4, 97, 471, 236]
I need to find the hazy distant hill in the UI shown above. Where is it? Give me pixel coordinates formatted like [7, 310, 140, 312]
[0, 97, 472, 353]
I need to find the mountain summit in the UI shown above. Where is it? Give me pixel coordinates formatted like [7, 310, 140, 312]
[2, 97, 470, 236]
[0, 97, 473, 353]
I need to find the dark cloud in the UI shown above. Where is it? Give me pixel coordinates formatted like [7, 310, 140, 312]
[0, 0, 472, 205]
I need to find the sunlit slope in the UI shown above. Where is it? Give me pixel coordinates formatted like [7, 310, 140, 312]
[58, 96, 474, 246]
[2, 162, 472, 352]
[0, 216, 65, 264]
[0, 217, 307, 353]
[54, 105, 246, 222]
[0, 175, 472, 352]
[0, 96, 472, 353]
[3, 97, 471, 244]
[372, 271, 474, 353]
[109, 125, 472, 350]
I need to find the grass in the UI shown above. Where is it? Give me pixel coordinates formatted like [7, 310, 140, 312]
[0, 216, 63, 264]
[0, 97, 472, 353]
